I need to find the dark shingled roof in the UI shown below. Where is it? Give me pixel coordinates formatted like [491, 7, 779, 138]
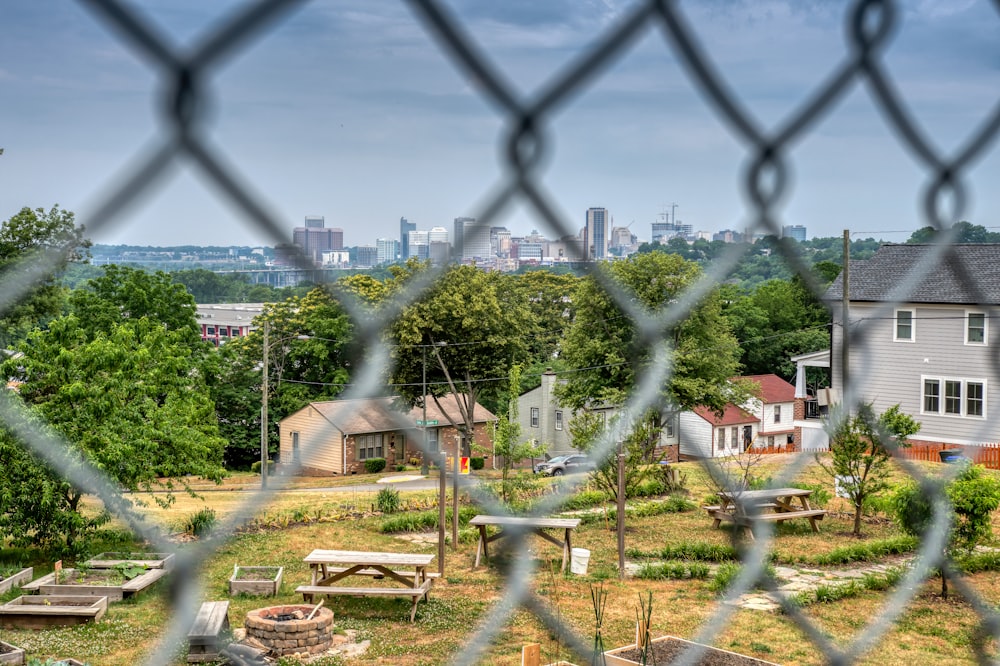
[825, 244, 1000, 305]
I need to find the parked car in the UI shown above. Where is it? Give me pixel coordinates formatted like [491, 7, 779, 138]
[533, 454, 595, 476]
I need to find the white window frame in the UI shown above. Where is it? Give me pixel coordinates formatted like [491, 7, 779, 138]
[921, 375, 987, 419]
[292, 431, 300, 462]
[966, 310, 987, 346]
[894, 308, 915, 342]
[773, 404, 781, 424]
[530, 407, 540, 428]
[731, 426, 739, 449]
[718, 428, 726, 448]
[554, 410, 563, 431]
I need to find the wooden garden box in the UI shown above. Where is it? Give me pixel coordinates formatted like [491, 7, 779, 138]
[0, 640, 24, 665]
[605, 636, 781, 665]
[23, 567, 168, 601]
[85, 552, 175, 571]
[0, 595, 107, 629]
[0, 568, 32, 595]
[229, 566, 283, 596]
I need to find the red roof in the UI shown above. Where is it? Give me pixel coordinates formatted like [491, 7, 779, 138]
[693, 404, 758, 426]
[735, 374, 795, 403]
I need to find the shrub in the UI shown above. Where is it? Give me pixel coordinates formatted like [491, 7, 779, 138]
[635, 560, 710, 580]
[708, 562, 776, 593]
[376, 487, 401, 514]
[395, 464, 407, 472]
[408, 457, 421, 466]
[250, 460, 275, 474]
[379, 505, 478, 533]
[184, 508, 217, 537]
[559, 489, 610, 511]
[807, 536, 917, 565]
[364, 458, 387, 474]
[470, 456, 485, 470]
[791, 482, 832, 508]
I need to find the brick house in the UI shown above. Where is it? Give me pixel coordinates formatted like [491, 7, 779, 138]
[277, 394, 497, 476]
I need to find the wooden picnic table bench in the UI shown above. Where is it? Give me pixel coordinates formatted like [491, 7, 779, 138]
[707, 488, 828, 540]
[187, 600, 230, 663]
[297, 550, 435, 622]
[469, 515, 581, 572]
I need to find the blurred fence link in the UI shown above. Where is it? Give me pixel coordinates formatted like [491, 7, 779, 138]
[5, 0, 998, 663]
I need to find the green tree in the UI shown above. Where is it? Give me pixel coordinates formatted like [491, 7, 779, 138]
[892, 463, 1000, 598]
[389, 264, 528, 458]
[558, 252, 753, 444]
[491, 365, 545, 505]
[569, 410, 660, 502]
[818, 403, 920, 536]
[0, 205, 90, 347]
[68, 265, 201, 346]
[212, 288, 354, 469]
[0, 315, 226, 552]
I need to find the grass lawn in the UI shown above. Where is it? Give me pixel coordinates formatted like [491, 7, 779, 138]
[3, 456, 1000, 665]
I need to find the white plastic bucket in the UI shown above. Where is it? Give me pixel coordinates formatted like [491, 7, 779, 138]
[570, 548, 590, 575]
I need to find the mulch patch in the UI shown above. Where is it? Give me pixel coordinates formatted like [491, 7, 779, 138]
[613, 638, 776, 665]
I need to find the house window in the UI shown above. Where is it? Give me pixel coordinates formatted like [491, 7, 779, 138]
[554, 410, 563, 430]
[731, 427, 739, 449]
[967, 311, 987, 344]
[923, 379, 940, 413]
[773, 405, 781, 423]
[427, 428, 438, 449]
[719, 428, 726, 448]
[530, 407, 539, 428]
[206, 326, 216, 335]
[945, 381, 962, 415]
[968, 382, 985, 417]
[767, 435, 775, 447]
[292, 432, 300, 462]
[923, 376, 986, 418]
[895, 309, 914, 341]
[664, 415, 675, 438]
[357, 433, 384, 460]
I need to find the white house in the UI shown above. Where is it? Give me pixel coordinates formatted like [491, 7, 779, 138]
[679, 404, 759, 459]
[739, 374, 797, 449]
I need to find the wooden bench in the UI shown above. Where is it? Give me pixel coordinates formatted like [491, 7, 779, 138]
[324, 567, 441, 580]
[747, 509, 827, 523]
[295, 579, 433, 622]
[187, 600, 230, 663]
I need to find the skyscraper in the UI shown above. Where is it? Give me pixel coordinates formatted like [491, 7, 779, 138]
[293, 216, 343, 265]
[453, 217, 491, 262]
[782, 225, 807, 242]
[399, 217, 416, 261]
[376, 238, 400, 265]
[585, 207, 610, 260]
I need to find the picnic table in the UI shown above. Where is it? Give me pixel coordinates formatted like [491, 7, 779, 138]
[704, 487, 828, 540]
[294, 549, 436, 622]
[469, 515, 581, 572]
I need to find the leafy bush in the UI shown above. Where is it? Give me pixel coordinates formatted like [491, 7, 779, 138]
[395, 464, 407, 472]
[408, 457, 421, 466]
[806, 536, 918, 565]
[626, 542, 740, 562]
[636, 560, 710, 580]
[184, 508, 217, 537]
[250, 460, 275, 474]
[364, 458, 387, 474]
[790, 482, 832, 508]
[559, 489, 610, 510]
[376, 487, 401, 514]
[470, 457, 485, 470]
[379, 505, 478, 533]
[708, 562, 776, 593]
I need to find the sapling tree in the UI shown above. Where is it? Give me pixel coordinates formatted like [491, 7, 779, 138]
[571, 411, 661, 503]
[892, 463, 1000, 598]
[817, 403, 920, 536]
[491, 365, 544, 505]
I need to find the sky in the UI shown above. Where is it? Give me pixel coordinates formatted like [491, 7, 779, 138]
[2, 0, 1000, 248]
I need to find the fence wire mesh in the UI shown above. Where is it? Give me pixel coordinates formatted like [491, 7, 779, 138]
[5, 0, 1000, 663]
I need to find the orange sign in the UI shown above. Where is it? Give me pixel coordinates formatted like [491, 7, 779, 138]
[460, 456, 470, 475]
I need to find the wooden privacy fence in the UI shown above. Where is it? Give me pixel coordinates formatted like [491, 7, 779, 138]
[894, 442, 1000, 470]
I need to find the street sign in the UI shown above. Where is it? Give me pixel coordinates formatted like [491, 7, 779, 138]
[460, 456, 470, 475]
[415, 419, 439, 426]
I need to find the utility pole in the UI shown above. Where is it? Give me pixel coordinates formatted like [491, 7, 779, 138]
[616, 439, 626, 579]
[841, 230, 850, 400]
[260, 320, 270, 489]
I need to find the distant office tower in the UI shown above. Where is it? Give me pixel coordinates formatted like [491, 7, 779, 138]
[492, 227, 512, 258]
[293, 216, 343, 264]
[585, 207, 610, 260]
[428, 226, 448, 244]
[713, 229, 743, 243]
[355, 246, 378, 268]
[782, 225, 807, 242]
[453, 217, 492, 261]
[400, 217, 416, 261]
[376, 238, 400, 265]
[428, 241, 450, 265]
[609, 226, 635, 252]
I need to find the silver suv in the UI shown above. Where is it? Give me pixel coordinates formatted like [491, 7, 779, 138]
[533, 454, 595, 476]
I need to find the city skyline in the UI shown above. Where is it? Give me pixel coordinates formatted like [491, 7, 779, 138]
[2, 2, 1000, 248]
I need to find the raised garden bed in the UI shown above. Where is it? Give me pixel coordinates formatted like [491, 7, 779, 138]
[22, 566, 168, 602]
[0, 568, 32, 595]
[0, 595, 107, 629]
[0, 640, 24, 665]
[605, 636, 781, 666]
[84, 551, 175, 571]
[229, 566, 283, 597]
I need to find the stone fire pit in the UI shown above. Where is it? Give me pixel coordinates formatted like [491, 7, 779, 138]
[245, 604, 334, 656]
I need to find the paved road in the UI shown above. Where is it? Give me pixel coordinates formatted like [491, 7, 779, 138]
[185, 475, 478, 494]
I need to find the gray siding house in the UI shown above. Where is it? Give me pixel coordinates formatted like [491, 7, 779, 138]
[826, 244, 1000, 447]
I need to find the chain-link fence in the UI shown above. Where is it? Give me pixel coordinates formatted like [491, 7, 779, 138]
[6, 0, 1000, 664]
